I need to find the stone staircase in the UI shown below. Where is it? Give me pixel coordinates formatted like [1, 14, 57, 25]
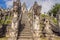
[18, 27, 33, 40]
[18, 12, 33, 40]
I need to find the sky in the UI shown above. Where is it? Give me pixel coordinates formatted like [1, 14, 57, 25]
[0, 0, 60, 13]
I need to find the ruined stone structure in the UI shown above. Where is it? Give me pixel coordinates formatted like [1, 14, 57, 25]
[8, 0, 21, 40]
[17, 2, 34, 40]
[57, 10, 60, 27]
[57, 9, 60, 33]
[0, 8, 12, 37]
[0, 8, 10, 21]
[8, 0, 42, 40]
[44, 18, 53, 35]
[1, 0, 60, 40]
[28, 2, 41, 40]
[44, 18, 53, 40]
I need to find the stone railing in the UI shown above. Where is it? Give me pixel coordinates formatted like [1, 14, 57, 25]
[49, 20, 60, 34]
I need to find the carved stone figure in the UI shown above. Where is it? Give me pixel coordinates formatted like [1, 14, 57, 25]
[8, 0, 21, 40]
[32, 1, 41, 40]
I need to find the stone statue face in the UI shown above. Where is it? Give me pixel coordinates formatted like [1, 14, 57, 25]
[14, 6, 18, 11]
[33, 6, 41, 16]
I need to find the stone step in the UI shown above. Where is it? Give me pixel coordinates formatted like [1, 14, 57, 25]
[18, 38, 33, 40]
[21, 29, 31, 31]
[25, 27, 30, 28]
[20, 34, 32, 36]
[21, 28, 30, 30]
[20, 31, 31, 34]
[19, 28, 31, 31]
[20, 27, 31, 29]
[20, 33, 32, 36]
[19, 35, 32, 38]
[21, 32, 31, 34]
[24, 26, 30, 28]
[20, 31, 31, 33]
[19, 26, 31, 28]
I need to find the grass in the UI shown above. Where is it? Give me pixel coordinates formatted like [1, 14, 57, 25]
[40, 37, 60, 40]
[0, 37, 59, 40]
[52, 17, 57, 24]
[54, 37, 60, 40]
[40, 37, 47, 40]
[0, 37, 8, 40]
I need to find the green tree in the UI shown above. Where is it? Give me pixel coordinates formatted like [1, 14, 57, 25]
[49, 4, 60, 17]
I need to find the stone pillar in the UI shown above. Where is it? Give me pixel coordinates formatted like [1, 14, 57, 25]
[44, 18, 53, 40]
[57, 9, 60, 33]
[8, 11, 18, 40]
[33, 15, 40, 40]
[58, 14, 60, 27]
[32, 1, 41, 40]
[8, 0, 21, 40]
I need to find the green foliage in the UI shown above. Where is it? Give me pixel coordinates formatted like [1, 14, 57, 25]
[52, 18, 57, 24]
[0, 19, 11, 24]
[0, 16, 11, 24]
[5, 20, 11, 24]
[41, 14, 45, 17]
[49, 4, 60, 17]
[5, 16, 9, 19]
[0, 20, 5, 24]
[0, 37, 8, 40]
[41, 14, 48, 17]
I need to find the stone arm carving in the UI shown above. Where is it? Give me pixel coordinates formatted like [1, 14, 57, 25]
[18, 11, 22, 22]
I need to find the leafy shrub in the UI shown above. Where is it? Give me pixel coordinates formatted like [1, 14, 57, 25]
[52, 18, 57, 24]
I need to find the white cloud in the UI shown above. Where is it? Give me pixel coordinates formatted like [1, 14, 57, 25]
[41, 0, 54, 13]
[21, 0, 55, 13]
[4, 0, 13, 8]
[4, 0, 60, 13]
